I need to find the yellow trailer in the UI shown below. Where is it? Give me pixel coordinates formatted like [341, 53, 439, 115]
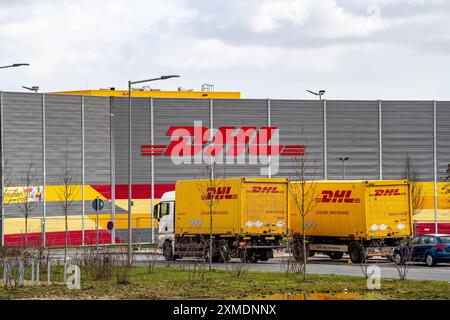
[290, 180, 413, 263]
[154, 177, 289, 262]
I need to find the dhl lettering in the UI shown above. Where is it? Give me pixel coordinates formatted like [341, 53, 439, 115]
[141, 126, 305, 157]
[250, 186, 283, 194]
[201, 187, 238, 200]
[372, 189, 403, 197]
[318, 190, 360, 204]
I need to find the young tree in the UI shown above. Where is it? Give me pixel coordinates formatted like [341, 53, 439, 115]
[288, 141, 318, 281]
[403, 154, 425, 216]
[17, 160, 39, 247]
[57, 146, 77, 266]
[196, 161, 227, 272]
[442, 164, 450, 200]
[1, 154, 16, 246]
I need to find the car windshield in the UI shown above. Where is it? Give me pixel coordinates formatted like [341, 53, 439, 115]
[438, 236, 450, 243]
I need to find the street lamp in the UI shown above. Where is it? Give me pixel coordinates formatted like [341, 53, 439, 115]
[22, 86, 39, 93]
[0, 63, 30, 70]
[127, 74, 180, 264]
[337, 157, 350, 179]
[307, 89, 326, 100]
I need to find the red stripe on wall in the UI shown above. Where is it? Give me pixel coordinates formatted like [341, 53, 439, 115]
[416, 223, 450, 235]
[91, 184, 175, 200]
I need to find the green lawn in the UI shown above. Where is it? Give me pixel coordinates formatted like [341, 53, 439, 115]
[0, 266, 448, 300]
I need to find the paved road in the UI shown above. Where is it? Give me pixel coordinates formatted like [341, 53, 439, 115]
[48, 248, 450, 282]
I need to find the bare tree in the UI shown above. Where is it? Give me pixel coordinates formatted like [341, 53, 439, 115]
[391, 245, 413, 280]
[403, 154, 425, 216]
[1, 154, 17, 246]
[281, 242, 304, 275]
[195, 161, 226, 272]
[225, 237, 249, 278]
[288, 137, 318, 281]
[1, 155, 15, 207]
[113, 246, 133, 285]
[16, 160, 39, 247]
[442, 164, 450, 204]
[178, 237, 209, 285]
[56, 145, 77, 266]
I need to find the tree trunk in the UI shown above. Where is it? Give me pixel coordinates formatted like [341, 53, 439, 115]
[64, 212, 68, 266]
[209, 204, 213, 272]
[25, 216, 28, 247]
[301, 182, 306, 281]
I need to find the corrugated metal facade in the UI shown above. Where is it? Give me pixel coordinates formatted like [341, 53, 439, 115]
[0, 92, 449, 245]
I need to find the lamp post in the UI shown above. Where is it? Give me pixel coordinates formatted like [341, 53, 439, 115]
[307, 89, 326, 100]
[337, 157, 350, 179]
[0, 63, 30, 70]
[127, 75, 180, 264]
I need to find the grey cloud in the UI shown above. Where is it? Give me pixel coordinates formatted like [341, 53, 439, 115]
[180, 0, 450, 53]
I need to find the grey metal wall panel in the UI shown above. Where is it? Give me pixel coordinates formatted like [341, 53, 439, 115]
[2, 92, 44, 221]
[45, 95, 82, 185]
[382, 101, 434, 181]
[437, 102, 450, 180]
[153, 98, 211, 184]
[327, 100, 380, 180]
[45, 95, 82, 215]
[112, 97, 128, 185]
[131, 98, 151, 184]
[112, 97, 152, 185]
[2, 92, 43, 185]
[271, 100, 324, 179]
[84, 96, 111, 185]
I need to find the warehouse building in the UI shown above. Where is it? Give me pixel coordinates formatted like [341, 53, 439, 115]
[0, 90, 449, 246]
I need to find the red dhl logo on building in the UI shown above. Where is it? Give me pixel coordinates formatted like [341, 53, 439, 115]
[201, 187, 238, 200]
[371, 189, 404, 197]
[141, 126, 305, 157]
[249, 186, 284, 194]
[317, 190, 361, 203]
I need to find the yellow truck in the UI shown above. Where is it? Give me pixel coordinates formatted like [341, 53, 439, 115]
[290, 180, 414, 263]
[154, 177, 289, 262]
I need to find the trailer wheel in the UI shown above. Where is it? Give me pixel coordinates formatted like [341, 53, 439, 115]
[328, 252, 344, 260]
[258, 250, 271, 262]
[163, 241, 175, 262]
[348, 242, 365, 264]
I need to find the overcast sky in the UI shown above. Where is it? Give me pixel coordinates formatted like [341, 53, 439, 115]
[0, 0, 449, 100]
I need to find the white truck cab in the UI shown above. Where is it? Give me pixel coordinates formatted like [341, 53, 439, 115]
[153, 191, 175, 249]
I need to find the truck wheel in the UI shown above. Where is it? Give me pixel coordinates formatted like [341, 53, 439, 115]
[163, 241, 175, 261]
[348, 242, 365, 264]
[258, 250, 271, 262]
[328, 252, 344, 260]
